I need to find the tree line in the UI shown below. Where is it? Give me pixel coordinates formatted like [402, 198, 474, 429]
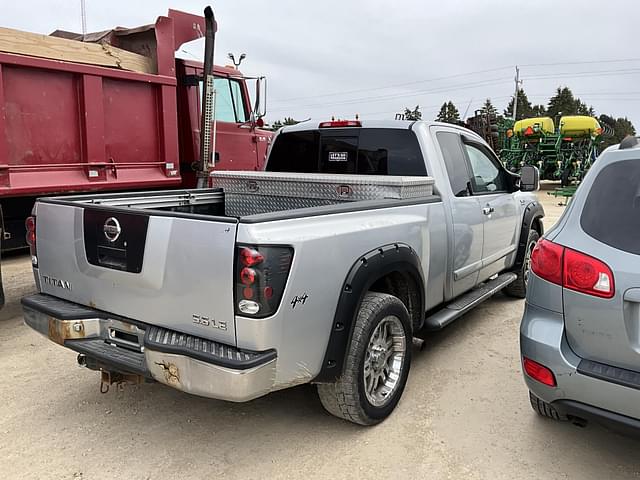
[424, 86, 635, 148]
[268, 85, 636, 149]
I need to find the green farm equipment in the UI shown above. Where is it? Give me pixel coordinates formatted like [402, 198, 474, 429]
[499, 116, 604, 185]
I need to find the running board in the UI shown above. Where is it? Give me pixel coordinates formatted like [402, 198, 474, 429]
[422, 272, 517, 331]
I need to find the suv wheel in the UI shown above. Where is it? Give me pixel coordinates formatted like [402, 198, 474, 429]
[529, 391, 567, 421]
[317, 292, 412, 425]
[505, 229, 539, 298]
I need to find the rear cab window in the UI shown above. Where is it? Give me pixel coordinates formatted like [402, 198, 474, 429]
[267, 128, 427, 175]
[581, 159, 640, 255]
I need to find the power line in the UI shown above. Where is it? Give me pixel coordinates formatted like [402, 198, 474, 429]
[272, 58, 640, 106]
[520, 57, 640, 68]
[271, 68, 640, 114]
[525, 67, 640, 80]
[272, 66, 513, 105]
[269, 77, 513, 112]
[274, 58, 640, 108]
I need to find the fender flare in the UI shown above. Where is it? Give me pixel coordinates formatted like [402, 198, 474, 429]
[313, 243, 424, 383]
[513, 200, 544, 270]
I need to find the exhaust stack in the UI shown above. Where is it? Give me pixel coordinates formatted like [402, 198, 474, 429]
[197, 6, 217, 189]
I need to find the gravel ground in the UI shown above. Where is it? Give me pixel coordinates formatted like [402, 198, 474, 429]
[1, 190, 639, 480]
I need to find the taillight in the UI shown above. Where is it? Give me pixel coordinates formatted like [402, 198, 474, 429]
[523, 357, 557, 387]
[530, 238, 615, 298]
[240, 267, 256, 285]
[235, 245, 293, 317]
[239, 247, 264, 267]
[25, 216, 37, 264]
[564, 248, 614, 298]
[530, 239, 563, 285]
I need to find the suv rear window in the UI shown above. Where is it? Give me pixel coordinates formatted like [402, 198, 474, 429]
[267, 128, 427, 175]
[581, 159, 640, 255]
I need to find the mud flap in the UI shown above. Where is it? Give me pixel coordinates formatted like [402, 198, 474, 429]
[0, 205, 6, 309]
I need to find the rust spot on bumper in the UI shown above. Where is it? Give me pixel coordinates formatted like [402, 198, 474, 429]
[155, 361, 180, 386]
[47, 318, 86, 345]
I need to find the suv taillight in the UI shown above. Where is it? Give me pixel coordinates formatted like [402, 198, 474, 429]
[25, 216, 37, 264]
[235, 245, 293, 317]
[530, 239, 615, 298]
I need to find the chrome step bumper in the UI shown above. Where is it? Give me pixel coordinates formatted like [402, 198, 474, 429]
[22, 294, 277, 402]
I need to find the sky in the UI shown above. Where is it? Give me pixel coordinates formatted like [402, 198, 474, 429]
[3, 0, 640, 127]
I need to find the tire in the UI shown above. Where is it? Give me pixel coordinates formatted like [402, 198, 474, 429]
[529, 391, 567, 421]
[560, 167, 572, 187]
[504, 229, 539, 298]
[317, 292, 412, 425]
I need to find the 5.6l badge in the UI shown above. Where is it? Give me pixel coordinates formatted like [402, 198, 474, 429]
[192, 314, 227, 331]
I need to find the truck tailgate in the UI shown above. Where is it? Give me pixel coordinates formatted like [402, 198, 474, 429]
[34, 201, 238, 346]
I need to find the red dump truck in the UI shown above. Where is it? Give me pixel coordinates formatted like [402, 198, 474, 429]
[0, 8, 272, 255]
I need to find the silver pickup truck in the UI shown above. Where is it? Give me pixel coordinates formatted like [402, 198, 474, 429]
[22, 120, 543, 425]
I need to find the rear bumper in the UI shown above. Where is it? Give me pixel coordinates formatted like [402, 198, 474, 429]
[520, 302, 640, 426]
[22, 294, 277, 402]
[552, 399, 640, 437]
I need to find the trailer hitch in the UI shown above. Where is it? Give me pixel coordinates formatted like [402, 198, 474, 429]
[99, 370, 143, 394]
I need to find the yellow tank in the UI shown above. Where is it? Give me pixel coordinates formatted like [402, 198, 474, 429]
[513, 117, 555, 136]
[559, 116, 601, 137]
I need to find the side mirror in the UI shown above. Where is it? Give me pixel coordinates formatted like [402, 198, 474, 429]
[520, 165, 539, 192]
[253, 76, 267, 120]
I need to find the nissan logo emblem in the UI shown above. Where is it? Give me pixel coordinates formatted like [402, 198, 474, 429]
[103, 217, 122, 243]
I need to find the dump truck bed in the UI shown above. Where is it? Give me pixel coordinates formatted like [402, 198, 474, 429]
[0, 12, 196, 198]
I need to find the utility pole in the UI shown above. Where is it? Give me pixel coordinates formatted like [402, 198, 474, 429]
[512, 65, 522, 121]
[80, 0, 87, 36]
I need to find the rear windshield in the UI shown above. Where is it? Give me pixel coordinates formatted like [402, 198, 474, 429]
[581, 159, 640, 255]
[266, 128, 427, 175]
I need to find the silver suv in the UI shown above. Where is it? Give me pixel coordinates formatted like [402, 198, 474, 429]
[521, 136, 640, 432]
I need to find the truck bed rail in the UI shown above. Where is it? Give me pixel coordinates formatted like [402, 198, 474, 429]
[49, 189, 225, 210]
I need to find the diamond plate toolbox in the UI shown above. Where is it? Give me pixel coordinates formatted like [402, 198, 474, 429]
[210, 171, 435, 217]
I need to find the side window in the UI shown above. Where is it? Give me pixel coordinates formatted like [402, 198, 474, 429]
[436, 131, 471, 196]
[199, 78, 247, 123]
[229, 80, 248, 123]
[464, 144, 507, 193]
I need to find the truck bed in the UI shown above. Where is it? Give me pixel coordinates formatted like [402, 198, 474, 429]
[49, 171, 437, 220]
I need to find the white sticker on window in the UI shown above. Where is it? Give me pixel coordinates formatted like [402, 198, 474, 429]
[329, 152, 349, 162]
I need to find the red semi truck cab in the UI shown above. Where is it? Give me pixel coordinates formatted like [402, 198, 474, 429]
[0, 9, 272, 251]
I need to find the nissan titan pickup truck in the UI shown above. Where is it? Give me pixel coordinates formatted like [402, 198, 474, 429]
[22, 119, 543, 425]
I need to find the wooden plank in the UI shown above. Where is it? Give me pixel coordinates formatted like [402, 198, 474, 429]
[0, 27, 155, 74]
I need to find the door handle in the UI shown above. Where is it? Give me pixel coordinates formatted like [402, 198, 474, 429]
[482, 206, 495, 215]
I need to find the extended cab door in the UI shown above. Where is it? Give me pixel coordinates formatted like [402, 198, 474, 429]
[434, 130, 484, 297]
[462, 140, 520, 281]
